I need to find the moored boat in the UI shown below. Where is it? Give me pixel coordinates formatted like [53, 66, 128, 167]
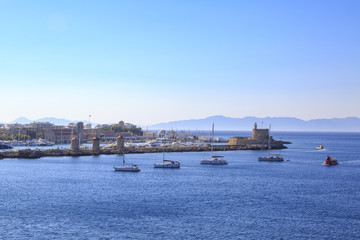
[201, 155, 228, 165]
[154, 159, 180, 168]
[113, 143, 140, 172]
[154, 148, 180, 168]
[113, 164, 140, 172]
[258, 154, 284, 162]
[258, 124, 285, 162]
[200, 124, 228, 165]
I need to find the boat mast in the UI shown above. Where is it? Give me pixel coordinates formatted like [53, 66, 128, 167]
[211, 123, 214, 158]
[268, 124, 271, 153]
[122, 141, 125, 166]
[163, 146, 165, 162]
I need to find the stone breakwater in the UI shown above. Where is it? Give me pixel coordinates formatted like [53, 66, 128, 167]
[0, 143, 289, 160]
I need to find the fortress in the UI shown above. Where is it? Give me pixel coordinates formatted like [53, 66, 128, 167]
[228, 123, 286, 148]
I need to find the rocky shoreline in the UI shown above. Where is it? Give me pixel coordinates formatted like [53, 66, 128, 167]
[0, 142, 290, 160]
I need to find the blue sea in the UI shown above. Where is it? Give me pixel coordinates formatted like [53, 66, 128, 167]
[1, 132, 360, 239]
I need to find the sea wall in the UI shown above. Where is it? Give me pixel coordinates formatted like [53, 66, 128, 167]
[0, 143, 289, 160]
[228, 137, 288, 149]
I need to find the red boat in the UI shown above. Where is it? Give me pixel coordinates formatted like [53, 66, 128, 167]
[323, 155, 338, 166]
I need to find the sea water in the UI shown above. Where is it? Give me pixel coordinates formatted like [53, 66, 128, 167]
[1, 132, 360, 239]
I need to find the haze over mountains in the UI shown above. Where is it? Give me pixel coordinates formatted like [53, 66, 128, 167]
[148, 115, 360, 132]
[2, 117, 93, 126]
[2, 116, 360, 132]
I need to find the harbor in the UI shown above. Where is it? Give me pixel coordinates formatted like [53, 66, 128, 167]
[0, 123, 290, 160]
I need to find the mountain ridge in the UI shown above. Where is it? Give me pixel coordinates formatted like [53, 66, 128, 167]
[148, 115, 360, 132]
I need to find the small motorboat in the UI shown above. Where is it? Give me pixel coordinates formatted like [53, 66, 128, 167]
[316, 145, 324, 149]
[323, 155, 338, 166]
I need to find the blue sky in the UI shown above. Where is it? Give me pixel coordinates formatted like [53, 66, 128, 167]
[1, 0, 359, 125]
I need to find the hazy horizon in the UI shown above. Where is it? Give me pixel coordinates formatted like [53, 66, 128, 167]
[1, 0, 359, 125]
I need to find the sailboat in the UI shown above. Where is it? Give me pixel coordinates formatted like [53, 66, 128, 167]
[200, 124, 228, 165]
[154, 147, 180, 168]
[258, 125, 284, 162]
[113, 151, 140, 172]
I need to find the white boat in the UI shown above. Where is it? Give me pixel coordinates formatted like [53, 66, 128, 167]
[113, 149, 140, 172]
[154, 159, 180, 168]
[10, 140, 27, 147]
[258, 124, 284, 162]
[154, 149, 180, 168]
[125, 142, 136, 148]
[200, 124, 228, 165]
[201, 155, 228, 165]
[26, 140, 41, 146]
[37, 138, 55, 146]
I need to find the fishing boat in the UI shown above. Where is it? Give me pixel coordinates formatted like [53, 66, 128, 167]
[258, 124, 284, 162]
[200, 124, 228, 165]
[323, 155, 338, 166]
[316, 145, 324, 149]
[154, 148, 180, 168]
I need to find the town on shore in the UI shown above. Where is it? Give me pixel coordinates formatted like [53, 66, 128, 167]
[0, 121, 290, 159]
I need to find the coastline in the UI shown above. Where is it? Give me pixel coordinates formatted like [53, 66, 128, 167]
[0, 142, 290, 160]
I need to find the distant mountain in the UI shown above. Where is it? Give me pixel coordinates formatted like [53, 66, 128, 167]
[7, 117, 96, 126]
[149, 115, 360, 132]
[11, 117, 32, 124]
[36, 117, 74, 125]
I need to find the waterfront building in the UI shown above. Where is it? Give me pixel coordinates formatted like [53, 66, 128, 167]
[27, 122, 54, 129]
[44, 128, 73, 144]
[142, 131, 155, 139]
[67, 123, 77, 129]
[100, 130, 117, 141]
[157, 130, 166, 138]
[124, 122, 136, 129]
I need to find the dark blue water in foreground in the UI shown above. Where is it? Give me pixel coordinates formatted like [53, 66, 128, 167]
[1, 132, 360, 239]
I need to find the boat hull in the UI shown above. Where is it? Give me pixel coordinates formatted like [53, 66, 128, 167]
[258, 157, 284, 162]
[154, 164, 180, 168]
[323, 161, 338, 166]
[200, 160, 228, 165]
[113, 166, 140, 172]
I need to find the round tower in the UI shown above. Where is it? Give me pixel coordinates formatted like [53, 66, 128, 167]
[92, 136, 100, 152]
[71, 137, 80, 151]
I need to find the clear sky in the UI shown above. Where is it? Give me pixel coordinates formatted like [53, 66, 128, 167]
[1, 0, 359, 125]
